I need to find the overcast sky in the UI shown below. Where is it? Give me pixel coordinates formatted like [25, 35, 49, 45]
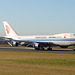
[0, 0, 75, 35]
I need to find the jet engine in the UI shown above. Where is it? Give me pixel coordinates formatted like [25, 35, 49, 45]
[33, 43, 40, 50]
[8, 40, 18, 47]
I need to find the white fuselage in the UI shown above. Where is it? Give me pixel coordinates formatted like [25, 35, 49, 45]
[3, 21, 75, 49]
[7, 33, 75, 46]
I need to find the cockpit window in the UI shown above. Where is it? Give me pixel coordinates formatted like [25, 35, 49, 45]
[74, 34, 75, 36]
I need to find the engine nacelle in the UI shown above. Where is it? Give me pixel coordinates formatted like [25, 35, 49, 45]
[33, 43, 41, 50]
[8, 41, 18, 47]
[33, 43, 39, 48]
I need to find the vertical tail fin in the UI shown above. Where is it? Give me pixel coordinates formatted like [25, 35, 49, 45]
[3, 21, 18, 37]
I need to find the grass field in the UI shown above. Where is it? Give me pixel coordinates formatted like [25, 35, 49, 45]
[0, 50, 75, 75]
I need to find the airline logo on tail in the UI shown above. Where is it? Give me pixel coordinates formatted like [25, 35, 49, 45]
[5, 25, 10, 34]
[3, 21, 18, 37]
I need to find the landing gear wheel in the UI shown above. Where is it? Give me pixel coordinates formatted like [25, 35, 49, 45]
[72, 46, 75, 51]
[41, 47, 44, 50]
[73, 49, 75, 51]
[35, 48, 40, 50]
[35, 47, 44, 50]
[47, 48, 52, 51]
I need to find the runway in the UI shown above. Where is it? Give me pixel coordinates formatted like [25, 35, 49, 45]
[0, 47, 75, 53]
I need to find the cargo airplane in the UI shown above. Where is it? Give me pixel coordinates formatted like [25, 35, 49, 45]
[1, 21, 75, 50]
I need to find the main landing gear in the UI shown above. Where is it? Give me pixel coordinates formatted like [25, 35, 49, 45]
[35, 46, 52, 50]
[47, 47, 52, 50]
[72, 46, 75, 51]
[35, 47, 44, 50]
[73, 48, 75, 51]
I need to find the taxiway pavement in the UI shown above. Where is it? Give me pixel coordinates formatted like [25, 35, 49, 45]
[0, 47, 75, 53]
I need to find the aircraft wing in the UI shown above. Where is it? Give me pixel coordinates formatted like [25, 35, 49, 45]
[0, 36, 10, 41]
